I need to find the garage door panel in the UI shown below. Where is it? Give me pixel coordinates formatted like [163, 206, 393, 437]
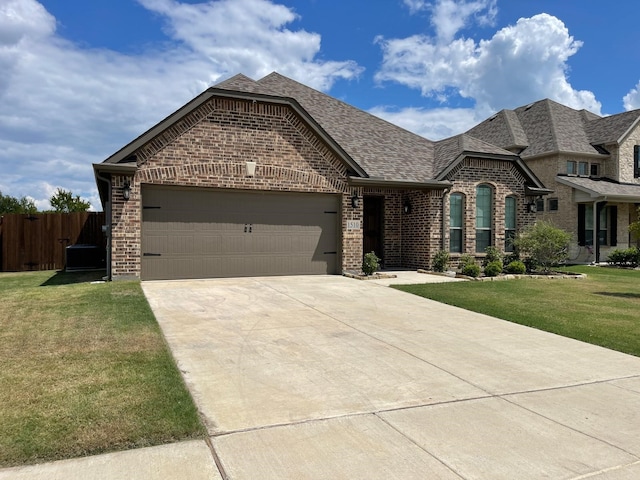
[141, 186, 339, 280]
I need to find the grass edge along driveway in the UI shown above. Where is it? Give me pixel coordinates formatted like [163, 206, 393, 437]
[394, 265, 640, 358]
[0, 270, 205, 468]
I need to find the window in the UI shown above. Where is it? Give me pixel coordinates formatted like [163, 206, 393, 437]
[536, 198, 544, 212]
[449, 193, 464, 253]
[505, 196, 516, 252]
[635, 146, 640, 178]
[548, 198, 558, 211]
[476, 184, 492, 252]
[590, 164, 600, 176]
[567, 161, 577, 175]
[578, 162, 588, 176]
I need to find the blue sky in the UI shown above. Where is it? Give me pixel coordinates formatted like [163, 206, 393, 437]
[2, 0, 640, 210]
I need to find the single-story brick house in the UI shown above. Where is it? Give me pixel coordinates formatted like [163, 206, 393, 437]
[467, 99, 640, 263]
[94, 72, 549, 281]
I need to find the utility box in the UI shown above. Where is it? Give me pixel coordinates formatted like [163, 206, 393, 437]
[65, 244, 105, 271]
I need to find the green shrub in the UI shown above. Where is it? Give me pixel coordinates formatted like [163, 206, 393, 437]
[458, 253, 475, 268]
[432, 250, 450, 272]
[503, 251, 520, 267]
[458, 255, 480, 277]
[482, 246, 502, 267]
[362, 251, 380, 275]
[462, 262, 481, 278]
[513, 221, 571, 273]
[607, 247, 640, 267]
[505, 260, 526, 274]
[484, 260, 503, 277]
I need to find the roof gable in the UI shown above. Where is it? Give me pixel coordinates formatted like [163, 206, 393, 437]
[586, 109, 640, 145]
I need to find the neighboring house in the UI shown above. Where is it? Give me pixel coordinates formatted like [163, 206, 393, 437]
[94, 72, 549, 281]
[467, 99, 640, 263]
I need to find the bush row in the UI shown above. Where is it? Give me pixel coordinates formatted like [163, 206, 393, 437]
[607, 247, 640, 268]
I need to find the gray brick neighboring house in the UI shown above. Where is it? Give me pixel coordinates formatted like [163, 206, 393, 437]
[467, 99, 640, 263]
[94, 72, 549, 281]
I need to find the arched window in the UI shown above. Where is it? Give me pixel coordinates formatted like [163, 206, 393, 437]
[476, 184, 492, 253]
[449, 193, 464, 253]
[505, 196, 516, 252]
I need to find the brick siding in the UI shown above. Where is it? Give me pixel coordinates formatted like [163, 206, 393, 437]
[110, 97, 360, 279]
[443, 157, 536, 264]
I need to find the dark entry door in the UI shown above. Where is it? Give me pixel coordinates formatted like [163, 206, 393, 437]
[363, 196, 384, 262]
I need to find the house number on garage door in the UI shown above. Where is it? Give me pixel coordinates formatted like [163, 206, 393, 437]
[243, 224, 253, 233]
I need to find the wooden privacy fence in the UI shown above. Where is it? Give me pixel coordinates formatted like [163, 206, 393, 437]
[0, 212, 106, 272]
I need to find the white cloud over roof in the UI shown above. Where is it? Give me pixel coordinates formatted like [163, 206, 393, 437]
[375, 11, 601, 114]
[623, 81, 640, 111]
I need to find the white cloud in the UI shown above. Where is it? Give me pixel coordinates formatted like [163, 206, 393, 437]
[369, 105, 489, 140]
[431, 0, 497, 42]
[623, 80, 640, 111]
[402, 0, 497, 41]
[403, 0, 428, 15]
[375, 12, 601, 115]
[0, 0, 362, 209]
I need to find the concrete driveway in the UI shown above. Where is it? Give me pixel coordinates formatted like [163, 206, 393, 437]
[142, 275, 640, 479]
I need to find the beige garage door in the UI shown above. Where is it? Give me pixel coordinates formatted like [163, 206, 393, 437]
[141, 186, 340, 280]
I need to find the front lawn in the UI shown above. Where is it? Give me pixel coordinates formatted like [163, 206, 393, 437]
[394, 266, 640, 357]
[0, 270, 205, 467]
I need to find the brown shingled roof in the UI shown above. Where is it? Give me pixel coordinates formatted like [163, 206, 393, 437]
[434, 134, 517, 176]
[467, 98, 640, 159]
[247, 72, 439, 183]
[586, 109, 640, 145]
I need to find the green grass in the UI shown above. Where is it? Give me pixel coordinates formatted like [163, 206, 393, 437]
[394, 266, 640, 357]
[0, 270, 205, 467]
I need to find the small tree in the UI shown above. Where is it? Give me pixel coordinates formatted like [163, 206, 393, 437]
[362, 251, 380, 275]
[49, 188, 91, 213]
[0, 191, 37, 214]
[513, 221, 571, 273]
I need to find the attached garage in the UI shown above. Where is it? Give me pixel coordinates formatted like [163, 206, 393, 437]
[141, 185, 340, 280]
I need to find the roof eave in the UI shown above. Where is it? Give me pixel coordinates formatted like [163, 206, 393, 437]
[348, 177, 452, 190]
[555, 176, 640, 203]
[93, 162, 138, 174]
[523, 150, 609, 161]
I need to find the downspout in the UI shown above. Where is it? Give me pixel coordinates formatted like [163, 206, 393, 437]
[95, 172, 112, 281]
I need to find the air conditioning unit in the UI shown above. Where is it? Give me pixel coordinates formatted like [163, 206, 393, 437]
[66, 244, 105, 271]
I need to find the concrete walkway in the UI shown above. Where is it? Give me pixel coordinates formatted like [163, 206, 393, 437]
[3, 272, 640, 479]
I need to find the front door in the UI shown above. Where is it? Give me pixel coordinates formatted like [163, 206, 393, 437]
[363, 196, 384, 263]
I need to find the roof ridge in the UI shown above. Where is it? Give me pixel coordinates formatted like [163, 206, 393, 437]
[258, 71, 437, 143]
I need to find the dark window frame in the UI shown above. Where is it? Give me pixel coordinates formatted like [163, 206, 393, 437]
[505, 196, 516, 252]
[475, 184, 493, 253]
[449, 193, 464, 253]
